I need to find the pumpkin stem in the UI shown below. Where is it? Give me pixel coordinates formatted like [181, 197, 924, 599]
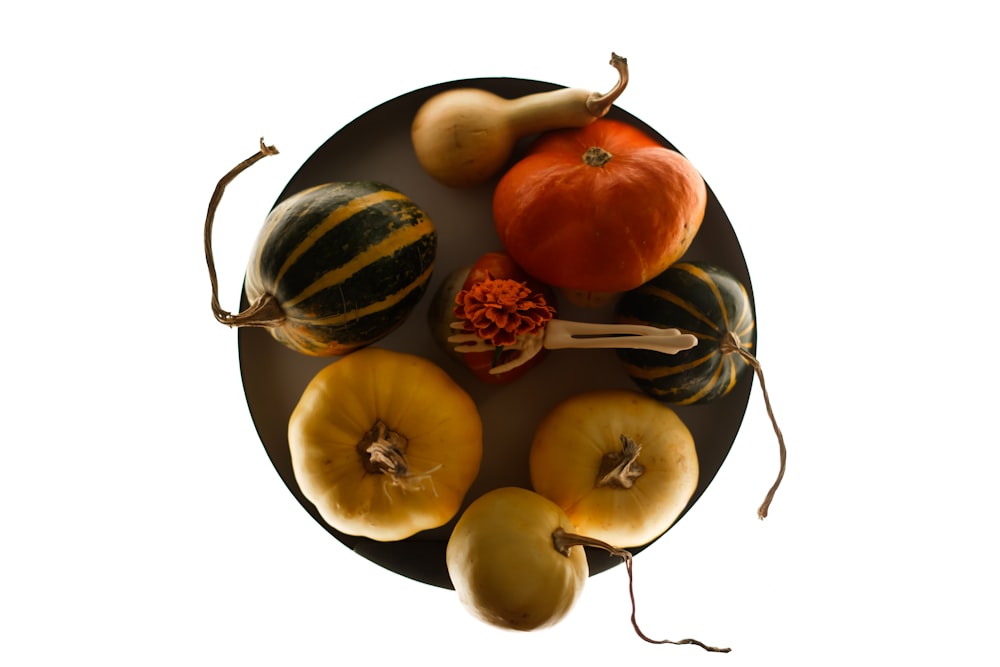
[204, 138, 286, 329]
[585, 52, 629, 117]
[551, 528, 731, 652]
[595, 434, 646, 489]
[582, 146, 613, 168]
[357, 420, 441, 496]
[721, 331, 787, 520]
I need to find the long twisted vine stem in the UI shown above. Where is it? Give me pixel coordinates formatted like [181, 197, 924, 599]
[721, 331, 787, 519]
[552, 528, 731, 653]
[204, 138, 285, 328]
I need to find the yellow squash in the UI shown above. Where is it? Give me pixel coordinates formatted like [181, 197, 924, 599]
[529, 389, 699, 548]
[289, 348, 483, 542]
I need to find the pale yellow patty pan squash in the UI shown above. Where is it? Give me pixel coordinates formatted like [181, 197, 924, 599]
[289, 348, 483, 542]
[529, 389, 698, 548]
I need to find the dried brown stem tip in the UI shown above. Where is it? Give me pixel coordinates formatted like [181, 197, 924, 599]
[552, 528, 731, 652]
[585, 52, 629, 117]
[203, 138, 282, 328]
[721, 331, 787, 519]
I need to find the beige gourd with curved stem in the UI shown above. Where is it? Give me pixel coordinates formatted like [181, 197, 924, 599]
[410, 53, 628, 188]
[446, 487, 730, 651]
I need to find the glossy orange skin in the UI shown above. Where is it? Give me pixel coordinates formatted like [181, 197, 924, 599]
[457, 251, 557, 384]
[493, 119, 707, 294]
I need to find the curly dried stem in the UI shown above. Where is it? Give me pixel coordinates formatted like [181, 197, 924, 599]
[595, 434, 645, 489]
[204, 138, 285, 328]
[721, 330, 786, 519]
[358, 420, 410, 473]
[585, 52, 629, 117]
[357, 421, 440, 497]
[551, 528, 730, 652]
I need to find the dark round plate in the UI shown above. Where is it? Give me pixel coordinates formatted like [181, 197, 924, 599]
[238, 76, 755, 589]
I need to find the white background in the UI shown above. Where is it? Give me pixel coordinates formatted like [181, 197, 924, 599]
[3, 1, 997, 665]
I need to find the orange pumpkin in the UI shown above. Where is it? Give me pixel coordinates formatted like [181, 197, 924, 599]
[492, 118, 707, 305]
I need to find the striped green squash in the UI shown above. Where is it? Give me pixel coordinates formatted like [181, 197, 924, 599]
[240, 181, 437, 356]
[614, 261, 755, 405]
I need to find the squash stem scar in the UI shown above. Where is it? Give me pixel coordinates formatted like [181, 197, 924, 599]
[357, 420, 442, 499]
[595, 434, 645, 489]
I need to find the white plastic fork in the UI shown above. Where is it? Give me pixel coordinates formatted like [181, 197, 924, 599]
[448, 319, 698, 375]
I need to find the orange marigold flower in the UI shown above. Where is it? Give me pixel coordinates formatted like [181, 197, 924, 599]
[454, 275, 555, 347]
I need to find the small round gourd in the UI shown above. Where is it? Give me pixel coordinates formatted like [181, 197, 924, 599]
[615, 262, 756, 405]
[446, 486, 731, 651]
[447, 487, 588, 631]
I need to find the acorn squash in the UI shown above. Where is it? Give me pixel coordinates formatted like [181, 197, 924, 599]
[614, 261, 755, 405]
[204, 141, 437, 357]
[617, 262, 789, 519]
[242, 181, 437, 355]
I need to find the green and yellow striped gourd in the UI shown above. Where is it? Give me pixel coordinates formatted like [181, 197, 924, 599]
[614, 261, 755, 405]
[239, 181, 437, 356]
